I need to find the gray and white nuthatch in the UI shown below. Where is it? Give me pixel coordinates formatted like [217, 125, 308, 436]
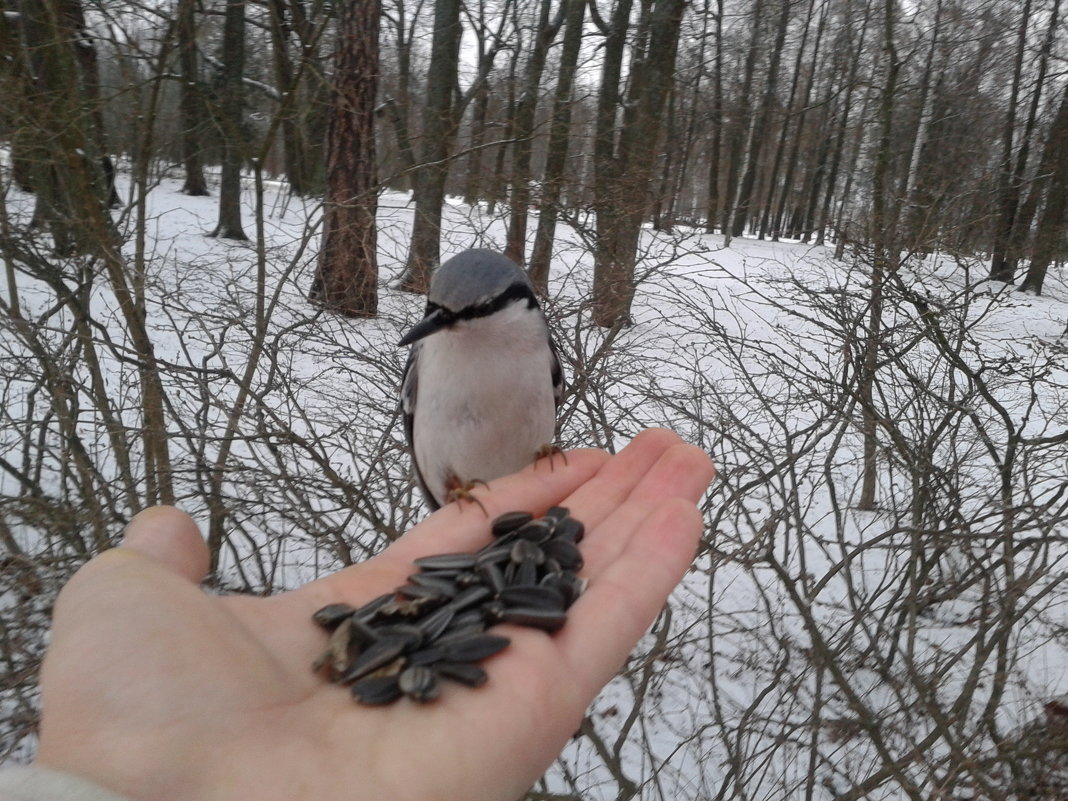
[399, 248, 563, 511]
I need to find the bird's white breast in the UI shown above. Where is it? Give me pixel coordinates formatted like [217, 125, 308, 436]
[412, 302, 557, 505]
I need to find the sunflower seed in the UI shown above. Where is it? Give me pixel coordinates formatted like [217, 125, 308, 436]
[418, 606, 455, 641]
[340, 636, 410, 684]
[406, 573, 461, 597]
[413, 552, 479, 571]
[500, 607, 568, 632]
[543, 538, 583, 571]
[446, 585, 492, 613]
[353, 592, 396, 621]
[313, 506, 588, 706]
[491, 510, 533, 537]
[399, 665, 440, 703]
[500, 585, 567, 610]
[477, 562, 506, 595]
[399, 583, 452, 603]
[434, 661, 488, 688]
[545, 505, 570, 522]
[441, 633, 511, 663]
[510, 539, 544, 565]
[312, 603, 357, 631]
[514, 519, 554, 543]
[352, 675, 403, 705]
[553, 517, 585, 543]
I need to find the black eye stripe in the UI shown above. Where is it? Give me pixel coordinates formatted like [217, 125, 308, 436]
[448, 282, 538, 323]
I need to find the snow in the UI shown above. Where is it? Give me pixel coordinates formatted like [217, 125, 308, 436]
[2, 166, 1068, 798]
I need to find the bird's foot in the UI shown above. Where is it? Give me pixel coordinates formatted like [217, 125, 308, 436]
[534, 443, 567, 471]
[444, 475, 490, 516]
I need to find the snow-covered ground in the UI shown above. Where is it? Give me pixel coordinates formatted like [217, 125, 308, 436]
[3, 168, 1068, 798]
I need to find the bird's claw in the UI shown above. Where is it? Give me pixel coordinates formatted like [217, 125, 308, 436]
[534, 443, 567, 471]
[444, 477, 490, 516]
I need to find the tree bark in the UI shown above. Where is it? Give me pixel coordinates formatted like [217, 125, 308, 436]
[178, 0, 210, 196]
[703, 0, 724, 233]
[591, 0, 687, 327]
[988, 0, 1033, 283]
[1020, 81, 1068, 295]
[859, 0, 900, 512]
[398, 0, 463, 292]
[719, 0, 764, 242]
[529, 0, 587, 293]
[504, 0, 564, 265]
[730, 0, 791, 238]
[309, 0, 380, 317]
[18, 0, 116, 256]
[210, 0, 249, 240]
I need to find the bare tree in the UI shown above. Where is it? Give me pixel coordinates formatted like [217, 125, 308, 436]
[210, 0, 249, 241]
[309, 0, 380, 317]
[397, 0, 465, 292]
[177, 0, 210, 196]
[529, 0, 586, 292]
[590, 0, 687, 327]
[504, 0, 564, 265]
[1019, 80, 1068, 295]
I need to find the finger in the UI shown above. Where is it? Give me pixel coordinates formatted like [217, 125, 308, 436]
[578, 442, 714, 576]
[554, 428, 693, 533]
[120, 506, 210, 584]
[555, 498, 704, 701]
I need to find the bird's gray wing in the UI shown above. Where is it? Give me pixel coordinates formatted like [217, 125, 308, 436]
[400, 343, 440, 511]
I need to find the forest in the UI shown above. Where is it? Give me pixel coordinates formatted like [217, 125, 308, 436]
[2, 0, 1068, 798]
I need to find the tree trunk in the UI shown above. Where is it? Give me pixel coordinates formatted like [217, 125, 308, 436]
[504, 0, 563, 265]
[757, 0, 819, 240]
[858, 0, 900, 512]
[309, 0, 380, 317]
[730, 0, 791, 238]
[988, 0, 1033, 283]
[1020, 81, 1068, 295]
[177, 0, 210, 196]
[773, 0, 837, 241]
[591, 0, 687, 327]
[398, 0, 463, 293]
[703, 0, 724, 233]
[719, 0, 764, 242]
[266, 0, 321, 196]
[210, 0, 248, 240]
[382, 0, 418, 189]
[18, 0, 116, 257]
[529, 0, 587, 294]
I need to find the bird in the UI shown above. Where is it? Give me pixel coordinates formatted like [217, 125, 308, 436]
[398, 248, 563, 511]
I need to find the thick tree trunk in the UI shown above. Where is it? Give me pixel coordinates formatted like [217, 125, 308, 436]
[1020, 82, 1068, 295]
[177, 0, 209, 196]
[18, 0, 115, 256]
[309, 0, 380, 317]
[210, 0, 248, 240]
[988, 0, 1033, 283]
[591, 0, 687, 327]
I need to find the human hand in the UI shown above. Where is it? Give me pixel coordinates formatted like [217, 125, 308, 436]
[34, 428, 714, 801]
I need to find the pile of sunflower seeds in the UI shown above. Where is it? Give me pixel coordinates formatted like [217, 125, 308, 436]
[312, 506, 587, 705]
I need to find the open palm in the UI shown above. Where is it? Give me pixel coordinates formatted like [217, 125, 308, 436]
[35, 429, 714, 801]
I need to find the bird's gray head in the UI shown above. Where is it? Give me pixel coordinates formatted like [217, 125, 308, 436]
[398, 249, 537, 346]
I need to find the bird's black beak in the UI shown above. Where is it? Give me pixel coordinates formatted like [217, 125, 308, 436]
[398, 308, 450, 347]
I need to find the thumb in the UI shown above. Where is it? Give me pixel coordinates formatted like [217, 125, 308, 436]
[119, 506, 209, 584]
